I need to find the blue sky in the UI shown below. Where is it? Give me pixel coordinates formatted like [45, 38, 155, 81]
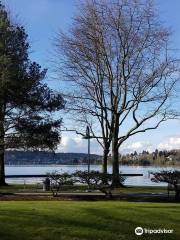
[4, 0, 180, 154]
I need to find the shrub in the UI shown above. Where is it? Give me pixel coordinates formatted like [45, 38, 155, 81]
[151, 170, 180, 199]
[73, 170, 125, 197]
[47, 170, 126, 197]
[47, 171, 73, 196]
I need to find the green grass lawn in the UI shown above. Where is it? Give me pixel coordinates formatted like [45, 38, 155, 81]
[0, 201, 179, 240]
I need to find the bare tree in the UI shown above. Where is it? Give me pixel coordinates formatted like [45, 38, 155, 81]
[61, 80, 112, 174]
[55, 0, 180, 186]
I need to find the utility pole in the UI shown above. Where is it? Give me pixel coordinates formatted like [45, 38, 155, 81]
[86, 126, 90, 174]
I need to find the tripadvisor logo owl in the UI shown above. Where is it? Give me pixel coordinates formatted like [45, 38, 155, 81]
[135, 227, 144, 235]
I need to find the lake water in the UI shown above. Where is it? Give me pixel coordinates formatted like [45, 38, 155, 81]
[5, 165, 180, 186]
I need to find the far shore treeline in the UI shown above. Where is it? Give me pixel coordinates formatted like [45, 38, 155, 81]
[5, 149, 180, 166]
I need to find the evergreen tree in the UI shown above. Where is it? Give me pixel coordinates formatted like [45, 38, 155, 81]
[0, 3, 64, 185]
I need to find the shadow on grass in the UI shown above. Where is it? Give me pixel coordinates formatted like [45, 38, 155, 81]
[0, 202, 179, 240]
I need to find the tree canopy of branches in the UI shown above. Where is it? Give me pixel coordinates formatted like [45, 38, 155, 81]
[55, 0, 180, 186]
[0, 2, 64, 185]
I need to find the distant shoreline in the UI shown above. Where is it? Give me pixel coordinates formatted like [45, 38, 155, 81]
[5, 163, 180, 167]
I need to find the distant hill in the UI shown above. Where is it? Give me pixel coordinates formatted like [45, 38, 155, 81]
[5, 151, 102, 165]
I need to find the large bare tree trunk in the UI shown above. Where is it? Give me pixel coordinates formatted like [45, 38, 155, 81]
[0, 143, 6, 186]
[112, 144, 124, 187]
[102, 149, 108, 174]
[0, 108, 6, 186]
[111, 114, 124, 187]
[112, 137, 121, 187]
[111, 114, 123, 187]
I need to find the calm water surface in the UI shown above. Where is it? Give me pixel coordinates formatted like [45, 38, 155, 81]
[5, 165, 180, 186]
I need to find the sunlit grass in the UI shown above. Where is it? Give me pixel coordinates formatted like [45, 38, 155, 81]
[0, 201, 179, 240]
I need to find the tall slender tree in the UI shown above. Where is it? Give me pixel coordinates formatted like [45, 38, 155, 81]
[0, 2, 64, 185]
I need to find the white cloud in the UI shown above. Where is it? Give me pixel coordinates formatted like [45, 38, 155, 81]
[158, 136, 180, 150]
[58, 135, 102, 155]
[127, 142, 144, 150]
[121, 141, 153, 153]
